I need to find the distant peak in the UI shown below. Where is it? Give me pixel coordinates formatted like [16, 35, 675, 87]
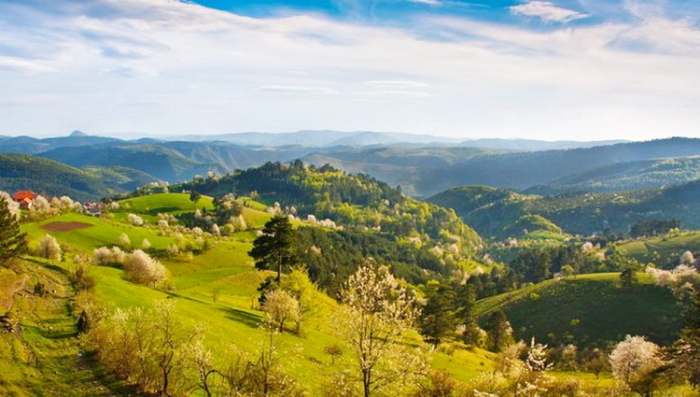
[70, 130, 88, 137]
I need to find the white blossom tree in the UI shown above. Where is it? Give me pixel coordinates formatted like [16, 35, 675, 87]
[337, 264, 423, 397]
[610, 335, 666, 397]
[123, 250, 168, 287]
[127, 213, 144, 226]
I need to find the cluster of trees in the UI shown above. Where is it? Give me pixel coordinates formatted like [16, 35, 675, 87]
[630, 219, 681, 238]
[84, 300, 304, 397]
[251, 214, 473, 296]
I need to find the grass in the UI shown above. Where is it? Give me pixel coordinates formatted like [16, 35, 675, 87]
[117, 193, 214, 214]
[476, 273, 683, 347]
[616, 230, 700, 268]
[12, 197, 690, 395]
[22, 213, 177, 252]
[12, 207, 500, 395]
[0, 259, 133, 396]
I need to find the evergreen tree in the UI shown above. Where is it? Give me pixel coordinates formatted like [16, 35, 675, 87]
[620, 267, 637, 289]
[420, 283, 457, 346]
[455, 283, 483, 345]
[0, 196, 26, 267]
[486, 310, 514, 352]
[190, 190, 202, 204]
[249, 215, 297, 282]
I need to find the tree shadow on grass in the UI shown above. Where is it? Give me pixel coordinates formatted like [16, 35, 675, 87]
[220, 307, 262, 329]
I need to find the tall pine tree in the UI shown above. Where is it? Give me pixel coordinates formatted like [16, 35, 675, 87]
[249, 215, 296, 282]
[0, 196, 26, 267]
[420, 283, 457, 346]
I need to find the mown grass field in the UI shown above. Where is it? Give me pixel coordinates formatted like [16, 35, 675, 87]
[476, 273, 683, 347]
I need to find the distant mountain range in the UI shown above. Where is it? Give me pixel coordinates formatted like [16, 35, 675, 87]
[303, 137, 700, 196]
[1, 131, 700, 204]
[171, 130, 626, 151]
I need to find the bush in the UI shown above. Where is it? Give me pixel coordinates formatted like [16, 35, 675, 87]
[127, 213, 144, 226]
[118, 233, 131, 249]
[123, 250, 168, 287]
[38, 234, 62, 261]
[92, 246, 126, 266]
[70, 264, 95, 291]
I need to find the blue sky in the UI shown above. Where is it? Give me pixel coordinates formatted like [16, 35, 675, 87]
[0, 0, 699, 140]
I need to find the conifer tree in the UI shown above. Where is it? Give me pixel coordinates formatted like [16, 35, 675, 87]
[0, 196, 26, 267]
[420, 283, 457, 346]
[250, 215, 296, 282]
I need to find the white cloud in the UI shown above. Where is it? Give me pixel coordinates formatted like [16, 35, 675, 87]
[259, 85, 338, 95]
[0, 0, 698, 140]
[510, 1, 589, 23]
[409, 0, 442, 6]
[363, 80, 431, 89]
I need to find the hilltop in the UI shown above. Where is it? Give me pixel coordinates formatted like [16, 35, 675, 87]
[172, 162, 485, 286]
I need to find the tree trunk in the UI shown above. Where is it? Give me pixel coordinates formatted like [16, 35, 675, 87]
[363, 368, 371, 397]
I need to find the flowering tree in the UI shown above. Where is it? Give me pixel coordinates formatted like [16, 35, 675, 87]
[337, 264, 423, 397]
[262, 289, 300, 333]
[610, 335, 666, 397]
[127, 213, 144, 226]
[123, 250, 168, 287]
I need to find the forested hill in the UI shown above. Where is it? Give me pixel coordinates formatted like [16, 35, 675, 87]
[0, 154, 117, 201]
[431, 180, 700, 237]
[0, 154, 159, 201]
[173, 161, 484, 256]
[305, 137, 700, 196]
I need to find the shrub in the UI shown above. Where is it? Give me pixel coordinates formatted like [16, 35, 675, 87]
[127, 213, 144, 226]
[118, 233, 132, 249]
[123, 250, 168, 287]
[92, 246, 126, 266]
[38, 234, 62, 261]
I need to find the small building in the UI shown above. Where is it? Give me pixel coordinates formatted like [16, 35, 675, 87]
[13, 190, 37, 209]
[83, 201, 103, 217]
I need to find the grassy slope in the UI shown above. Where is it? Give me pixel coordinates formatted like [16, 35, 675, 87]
[15, 194, 496, 395]
[616, 230, 700, 268]
[0, 259, 133, 396]
[476, 273, 683, 347]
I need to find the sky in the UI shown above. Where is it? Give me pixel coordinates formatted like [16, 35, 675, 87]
[0, 0, 699, 140]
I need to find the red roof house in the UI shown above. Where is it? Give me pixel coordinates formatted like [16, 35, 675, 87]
[13, 191, 37, 202]
[13, 191, 38, 209]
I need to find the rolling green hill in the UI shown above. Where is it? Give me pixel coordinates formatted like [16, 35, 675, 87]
[0, 154, 113, 201]
[476, 273, 683, 347]
[615, 230, 700, 268]
[0, 154, 156, 201]
[432, 180, 700, 237]
[172, 162, 486, 286]
[4, 196, 496, 396]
